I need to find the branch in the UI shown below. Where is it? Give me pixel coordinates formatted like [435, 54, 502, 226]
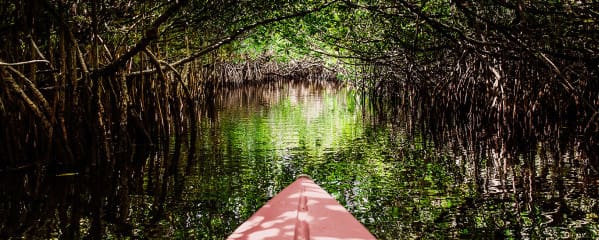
[91, 0, 189, 78]
[38, 0, 89, 73]
[0, 60, 50, 66]
[125, 1, 338, 78]
[1, 66, 53, 137]
[127, 0, 338, 79]
[160, 59, 193, 102]
[5, 66, 52, 119]
[171, 1, 338, 67]
[28, 35, 55, 70]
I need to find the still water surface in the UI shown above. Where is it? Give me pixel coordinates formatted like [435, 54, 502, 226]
[1, 81, 597, 239]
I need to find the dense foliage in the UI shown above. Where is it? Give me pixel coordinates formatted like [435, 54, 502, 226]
[0, 0, 596, 187]
[279, 0, 598, 155]
[0, 0, 331, 169]
[0, 1, 597, 239]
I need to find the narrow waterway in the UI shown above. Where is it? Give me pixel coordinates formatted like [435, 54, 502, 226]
[1, 81, 597, 239]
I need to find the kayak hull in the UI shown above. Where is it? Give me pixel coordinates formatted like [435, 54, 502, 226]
[228, 176, 376, 240]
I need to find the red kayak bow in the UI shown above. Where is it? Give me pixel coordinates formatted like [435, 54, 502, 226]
[228, 175, 376, 240]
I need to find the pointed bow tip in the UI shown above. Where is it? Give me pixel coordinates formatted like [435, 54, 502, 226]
[296, 174, 312, 180]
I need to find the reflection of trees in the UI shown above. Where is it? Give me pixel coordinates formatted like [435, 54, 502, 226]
[203, 80, 343, 120]
[0, 122, 198, 239]
[363, 101, 599, 239]
[2, 81, 595, 239]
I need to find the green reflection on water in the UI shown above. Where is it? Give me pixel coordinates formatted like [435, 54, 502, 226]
[164, 82, 597, 239]
[4, 82, 596, 239]
[180, 84, 380, 237]
[175, 83, 471, 239]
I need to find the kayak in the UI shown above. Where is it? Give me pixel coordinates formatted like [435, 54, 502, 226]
[228, 175, 376, 240]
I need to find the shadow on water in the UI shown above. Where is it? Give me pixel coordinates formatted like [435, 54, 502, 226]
[0, 143, 152, 239]
[1, 81, 598, 239]
[366, 94, 599, 239]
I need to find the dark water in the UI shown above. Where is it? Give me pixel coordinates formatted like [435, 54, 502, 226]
[1, 82, 598, 239]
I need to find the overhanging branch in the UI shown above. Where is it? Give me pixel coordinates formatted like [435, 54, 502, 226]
[128, 1, 338, 77]
[91, 0, 189, 78]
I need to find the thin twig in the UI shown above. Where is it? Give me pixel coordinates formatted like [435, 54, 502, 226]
[0, 60, 50, 66]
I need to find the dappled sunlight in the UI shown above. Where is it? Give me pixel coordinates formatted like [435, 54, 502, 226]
[247, 229, 280, 240]
[260, 216, 289, 228]
[227, 209, 297, 240]
[1, 0, 596, 238]
[2, 78, 595, 239]
[325, 204, 347, 212]
[233, 216, 265, 233]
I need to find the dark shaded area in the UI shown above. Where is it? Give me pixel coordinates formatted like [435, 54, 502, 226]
[1, 83, 596, 239]
[0, 1, 597, 239]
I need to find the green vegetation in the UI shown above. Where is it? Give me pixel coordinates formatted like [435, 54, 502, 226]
[0, 0, 335, 170]
[1, 1, 596, 169]
[0, 1, 597, 238]
[1, 82, 597, 239]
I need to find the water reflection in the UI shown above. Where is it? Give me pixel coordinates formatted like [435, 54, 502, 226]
[1, 81, 597, 239]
